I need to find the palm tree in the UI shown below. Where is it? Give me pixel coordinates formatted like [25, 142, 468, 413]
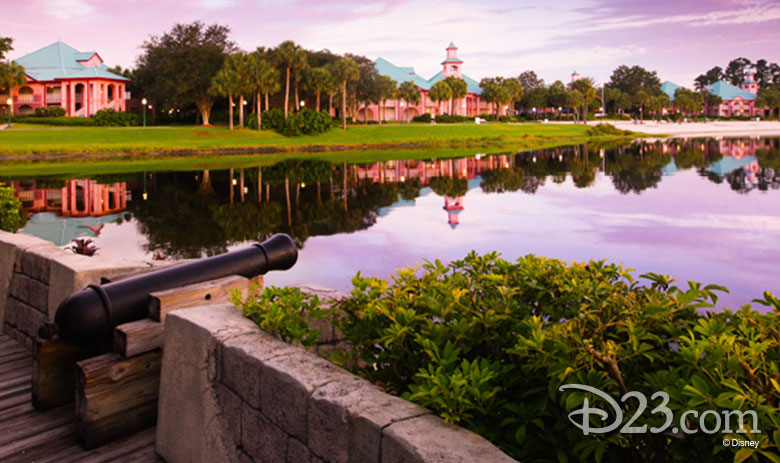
[209, 60, 241, 130]
[570, 77, 597, 123]
[443, 76, 467, 115]
[398, 81, 420, 122]
[332, 57, 360, 130]
[428, 81, 452, 116]
[271, 41, 307, 118]
[377, 76, 398, 124]
[248, 52, 279, 130]
[305, 67, 335, 112]
[502, 78, 523, 117]
[232, 52, 254, 128]
[0, 61, 27, 115]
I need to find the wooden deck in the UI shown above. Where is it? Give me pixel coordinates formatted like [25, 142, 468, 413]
[0, 335, 163, 462]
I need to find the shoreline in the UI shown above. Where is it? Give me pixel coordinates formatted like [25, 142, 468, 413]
[590, 120, 780, 138]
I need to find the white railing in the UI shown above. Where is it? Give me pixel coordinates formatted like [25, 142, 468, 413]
[17, 94, 34, 103]
[47, 94, 62, 104]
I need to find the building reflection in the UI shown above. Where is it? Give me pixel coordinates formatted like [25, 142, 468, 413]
[8, 136, 780, 254]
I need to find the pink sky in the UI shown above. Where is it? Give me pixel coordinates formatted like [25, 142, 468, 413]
[3, 0, 779, 87]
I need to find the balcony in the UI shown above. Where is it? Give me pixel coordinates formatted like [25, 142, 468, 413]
[47, 93, 62, 104]
[15, 94, 42, 104]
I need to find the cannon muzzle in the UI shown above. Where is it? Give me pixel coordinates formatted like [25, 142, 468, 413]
[41, 233, 298, 347]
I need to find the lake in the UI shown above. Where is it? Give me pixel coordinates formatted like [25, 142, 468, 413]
[6, 136, 780, 309]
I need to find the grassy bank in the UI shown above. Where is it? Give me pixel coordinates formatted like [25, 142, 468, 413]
[0, 122, 632, 157]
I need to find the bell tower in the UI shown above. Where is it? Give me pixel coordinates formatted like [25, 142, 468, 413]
[442, 42, 463, 78]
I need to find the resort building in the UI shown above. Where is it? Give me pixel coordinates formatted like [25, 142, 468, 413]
[358, 43, 493, 122]
[2, 41, 129, 117]
[704, 71, 759, 117]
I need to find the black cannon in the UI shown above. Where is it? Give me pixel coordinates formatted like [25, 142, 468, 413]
[39, 234, 298, 347]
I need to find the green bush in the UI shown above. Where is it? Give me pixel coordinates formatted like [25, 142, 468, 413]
[90, 109, 141, 127]
[435, 114, 470, 123]
[411, 113, 432, 123]
[34, 106, 66, 117]
[587, 123, 633, 136]
[236, 252, 780, 462]
[0, 183, 23, 232]
[11, 115, 95, 126]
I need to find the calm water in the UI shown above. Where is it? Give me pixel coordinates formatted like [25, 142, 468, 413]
[7, 137, 780, 309]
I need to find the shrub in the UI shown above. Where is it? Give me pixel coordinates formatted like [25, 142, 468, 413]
[435, 114, 470, 123]
[411, 113, 432, 123]
[262, 108, 285, 130]
[90, 109, 141, 127]
[11, 115, 95, 126]
[0, 183, 23, 232]
[587, 123, 633, 136]
[34, 106, 66, 117]
[236, 252, 780, 463]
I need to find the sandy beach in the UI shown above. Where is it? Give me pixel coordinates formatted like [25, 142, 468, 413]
[593, 119, 780, 138]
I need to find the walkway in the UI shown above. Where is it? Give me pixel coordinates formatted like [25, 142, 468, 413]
[0, 334, 162, 462]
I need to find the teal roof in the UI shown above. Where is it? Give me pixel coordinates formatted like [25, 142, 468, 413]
[706, 155, 758, 177]
[14, 41, 128, 82]
[447, 42, 457, 49]
[374, 57, 482, 95]
[441, 57, 463, 64]
[705, 80, 756, 101]
[660, 81, 684, 101]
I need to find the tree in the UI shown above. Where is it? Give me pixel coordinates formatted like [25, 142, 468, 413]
[502, 78, 523, 116]
[0, 61, 26, 101]
[517, 70, 544, 90]
[271, 40, 307, 118]
[248, 52, 279, 130]
[332, 57, 360, 130]
[398, 81, 420, 121]
[230, 52, 255, 128]
[0, 37, 12, 60]
[443, 76, 467, 115]
[565, 90, 583, 122]
[724, 57, 752, 86]
[521, 86, 548, 117]
[348, 54, 381, 121]
[376, 75, 398, 123]
[304, 66, 334, 112]
[674, 88, 704, 117]
[607, 65, 661, 95]
[633, 90, 649, 121]
[479, 77, 511, 117]
[136, 22, 236, 126]
[646, 93, 671, 121]
[701, 90, 723, 115]
[756, 85, 780, 119]
[547, 80, 568, 118]
[694, 66, 724, 91]
[428, 81, 452, 115]
[209, 58, 242, 130]
[570, 77, 596, 123]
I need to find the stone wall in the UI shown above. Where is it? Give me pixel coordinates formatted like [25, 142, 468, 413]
[157, 304, 518, 463]
[0, 230, 148, 349]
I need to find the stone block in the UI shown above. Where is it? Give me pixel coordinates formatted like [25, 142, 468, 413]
[156, 304, 257, 463]
[286, 437, 312, 463]
[219, 330, 298, 409]
[13, 303, 47, 340]
[242, 404, 288, 463]
[21, 248, 52, 283]
[4, 296, 24, 327]
[217, 384, 243, 448]
[260, 350, 355, 443]
[308, 377, 370, 463]
[9, 273, 48, 311]
[381, 414, 518, 463]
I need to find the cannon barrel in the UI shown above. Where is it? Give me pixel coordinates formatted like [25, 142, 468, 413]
[40, 234, 298, 347]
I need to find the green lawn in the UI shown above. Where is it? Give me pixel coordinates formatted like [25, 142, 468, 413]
[0, 122, 624, 157]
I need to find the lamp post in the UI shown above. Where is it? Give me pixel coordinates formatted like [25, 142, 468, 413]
[5, 97, 11, 128]
[300, 100, 305, 111]
[141, 98, 147, 128]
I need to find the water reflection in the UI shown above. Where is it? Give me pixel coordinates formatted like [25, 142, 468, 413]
[8, 137, 780, 306]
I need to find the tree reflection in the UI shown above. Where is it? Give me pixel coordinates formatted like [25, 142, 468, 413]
[120, 137, 778, 257]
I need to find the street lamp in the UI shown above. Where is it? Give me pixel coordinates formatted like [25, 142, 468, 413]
[5, 97, 11, 128]
[300, 100, 305, 111]
[141, 98, 147, 127]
